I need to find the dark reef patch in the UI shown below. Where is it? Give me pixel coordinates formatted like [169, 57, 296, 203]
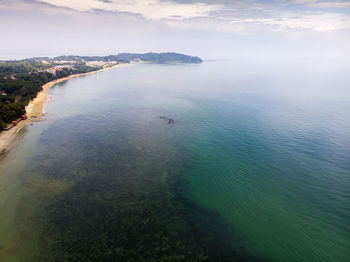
[159, 116, 175, 124]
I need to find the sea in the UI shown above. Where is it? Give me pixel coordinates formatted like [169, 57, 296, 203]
[0, 57, 349, 262]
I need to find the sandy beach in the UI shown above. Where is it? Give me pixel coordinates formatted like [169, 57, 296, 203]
[0, 64, 125, 154]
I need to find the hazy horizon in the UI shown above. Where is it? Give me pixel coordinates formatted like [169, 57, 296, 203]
[1, 0, 349, 60]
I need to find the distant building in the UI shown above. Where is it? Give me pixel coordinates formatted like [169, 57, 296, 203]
[53, 60, 75, 64]
[55, 65, 72, 69]
[46, 68, 56, 75]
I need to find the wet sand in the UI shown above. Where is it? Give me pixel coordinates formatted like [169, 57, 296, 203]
[0, 64, 125, 154]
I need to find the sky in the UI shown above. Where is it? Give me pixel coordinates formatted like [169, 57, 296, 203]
[0, 0, 349, 59]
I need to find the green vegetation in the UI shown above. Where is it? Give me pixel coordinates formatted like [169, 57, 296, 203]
[26, 52, 203, 64]
[0, 61, 99, 130]
[116, 52, 203, 63]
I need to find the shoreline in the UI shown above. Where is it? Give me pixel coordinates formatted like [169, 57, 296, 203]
[0, 63, 125, 155]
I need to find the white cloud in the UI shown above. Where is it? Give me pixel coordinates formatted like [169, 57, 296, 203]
[167, 10, 350, 33]
[292, 0, 350, 9]
[292, 0, 319, 4]
[35, 0, 221, 20]
[307, 1, 350, 9]
[31, 0, 350, 32]
[260, 13, 350, 32]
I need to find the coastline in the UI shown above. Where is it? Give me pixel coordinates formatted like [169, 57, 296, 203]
[0, 63, 125, 155]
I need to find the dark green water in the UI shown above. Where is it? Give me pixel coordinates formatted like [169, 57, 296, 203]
[0, 59, 349, 261]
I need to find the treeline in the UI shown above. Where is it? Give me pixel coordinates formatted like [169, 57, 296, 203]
[0, 62, 98, 131]
[0, 61, 49, 78]
[55, 56, 129, 63]
[115, 52, 203, 63]
[25, 55, 129, 64]
[19, 52, 203, 64]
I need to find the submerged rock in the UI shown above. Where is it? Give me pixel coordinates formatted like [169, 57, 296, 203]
[159, 116, 175, 124]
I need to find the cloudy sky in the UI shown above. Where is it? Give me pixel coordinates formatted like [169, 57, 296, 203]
[0, 0, 349, 59]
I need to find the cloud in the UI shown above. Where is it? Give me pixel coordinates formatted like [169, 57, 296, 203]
[292, 0, 319, 4]
[306, 1, 350, 9]
[32, 0, 350, 33]
[264, 12, 350, 32]
[165, 8, 350, 33]
[35, 0, 221, 20]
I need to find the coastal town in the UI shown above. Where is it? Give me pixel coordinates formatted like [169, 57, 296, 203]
[3, 114, 27, 131]
[39, 60, 118, 76]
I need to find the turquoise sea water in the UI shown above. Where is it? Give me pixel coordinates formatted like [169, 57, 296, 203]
[0, 58, 349, 261]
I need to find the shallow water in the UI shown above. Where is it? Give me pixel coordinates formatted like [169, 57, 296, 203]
[0, 58, 349, 261]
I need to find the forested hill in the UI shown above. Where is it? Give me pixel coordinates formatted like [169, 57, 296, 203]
[22, 52, 203, 64]
[115, 52, 203, 63]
